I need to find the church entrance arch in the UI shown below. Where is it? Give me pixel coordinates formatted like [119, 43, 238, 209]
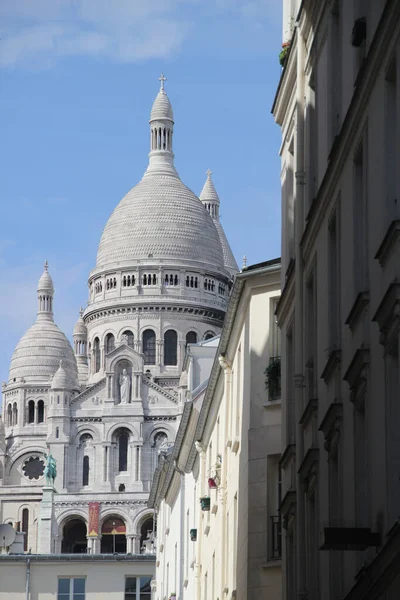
[61, 518, 87, 553]
[100, 516, 127, 553]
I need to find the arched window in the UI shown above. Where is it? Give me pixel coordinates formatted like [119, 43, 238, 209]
[105, 333, 115, 354]
[12, 402, 18, 426]
[94, 337, 100, 372]
[55, 427, 59, 439]
[22, 508, 29, 552]
[28, 400, 35, 424]
[164, 330, 177, 366]
[82, 455, 89, 486]
[7, 404, 12, 427]
[118, 429, 129, 472]
[143, 330, 156, 365]
[37, 400, 44, 423]
[143, 274, 147, 285]
[122, 330, 134, 347]
[186, 331, 197, 345]
[204, 331, 216, 341]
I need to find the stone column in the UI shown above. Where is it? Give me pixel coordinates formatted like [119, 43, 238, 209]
[38, 486, 56, 554]
[132, 533, 141, 554]
[137, 445, 142, 481]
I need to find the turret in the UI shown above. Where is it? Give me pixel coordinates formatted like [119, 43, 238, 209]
[73, 308, 88, 387]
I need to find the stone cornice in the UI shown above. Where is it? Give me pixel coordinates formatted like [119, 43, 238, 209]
[70, 378, 106, 405]
[320, 349, 341, 385]
[372, 281, 400, 350]
[142, 376, 178, 404]
[319, 402, 343, 456]
[276, 259, 295, 328]
[345, 292, 369, 332]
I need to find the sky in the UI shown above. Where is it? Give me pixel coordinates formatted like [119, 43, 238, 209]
[0, 0, 283, 385]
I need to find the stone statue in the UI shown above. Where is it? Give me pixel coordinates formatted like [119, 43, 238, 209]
[44, 453, 57, 487]
[119, 369, 130, 404]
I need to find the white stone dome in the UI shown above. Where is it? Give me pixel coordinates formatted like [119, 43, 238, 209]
[73, 308, 87, 336]
[96, 175, 225, 270]
[150, 89, 174, 122]
[37, 261, 54, 293]
[9, 320, 79, 388]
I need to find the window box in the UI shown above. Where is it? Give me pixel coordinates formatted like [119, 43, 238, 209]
[190, 528, 197, 541]
[208, 476, 218, 489]
[200, 496, 210, 511]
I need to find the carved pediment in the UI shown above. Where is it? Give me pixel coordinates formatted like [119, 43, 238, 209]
[142, 376, 178, 405]
[105, 343, 144, 374]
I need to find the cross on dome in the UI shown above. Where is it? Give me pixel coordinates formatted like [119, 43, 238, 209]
[44, 260, 49, 271]
[158, 73, 167, 91]
[79, 307, 84, 317]
[206, 169, 212, 178]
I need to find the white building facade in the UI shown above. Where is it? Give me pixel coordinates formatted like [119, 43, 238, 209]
[0, 77, 237, 558]
[149, 259, 281, 600]
[274, 1, 400, 599]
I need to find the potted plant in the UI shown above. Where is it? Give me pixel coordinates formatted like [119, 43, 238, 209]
[190, 528, 197, 541]
[169, 594, 176, 600]
[200, 496, 211, 511]
[264, 357, 281, 400]
[208, 455, 222, 488]
[279, 44, 290, 67]
[208, 476, 218, 489]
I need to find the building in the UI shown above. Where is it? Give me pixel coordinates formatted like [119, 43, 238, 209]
[149, 259, 281, 600]
[273, 1, 400, 599]
[0, 76, 237, 558]
[0, 553, 154, 600]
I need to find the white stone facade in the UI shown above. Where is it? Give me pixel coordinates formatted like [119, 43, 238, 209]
[274, 1, 400, 599]
[149, 260, 282, 600]
[0, 77, 237, 558]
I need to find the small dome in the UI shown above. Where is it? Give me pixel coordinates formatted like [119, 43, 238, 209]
[150, 90, 174, 122]
[37, 261, 54, 293]
[73, 308, 87, 337]
[51, 360, 70, 390]
[9, 320, 79, 389]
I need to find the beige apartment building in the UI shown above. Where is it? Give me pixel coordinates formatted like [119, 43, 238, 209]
[149, 260, 281, 600]
[273, 1, 400, 599]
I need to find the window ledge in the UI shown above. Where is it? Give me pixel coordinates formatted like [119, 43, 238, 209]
[262, 559, 282, 569]
[345, 291, 369, 331]
[263, 398, 281, 408]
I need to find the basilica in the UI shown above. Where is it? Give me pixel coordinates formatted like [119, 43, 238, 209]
[0, 76, 237, 555]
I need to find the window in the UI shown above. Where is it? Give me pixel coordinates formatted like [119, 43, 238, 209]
[204, 331, 215, 341]
[122, 330, 134, 347]
[7, 404, 12, 427]
[56, 427, 59, 439]
[82, 455, 89, 486]
[125, 576, 151, 600]
[143, 330, 156, 365]
[305, 269, 317, 402]
[93, 337, 100, 372]
[12, 402, 18, 426]
[22, 508, 29, 552]
[28, 400, 35, 424]
[118, 430, 129, 472]
[37, 400, 44, 423]
[186, 331, 197, 345]
[328, 206, 340, 348]
[385, 54, 398, 222]
[105, 333, 115, 354]
[164, 330, 177, 366]
[353, 136, 368, 294]
[58, 578, 85, 600]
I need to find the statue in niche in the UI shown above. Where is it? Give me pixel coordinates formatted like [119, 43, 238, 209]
[119, 368, 131, 404]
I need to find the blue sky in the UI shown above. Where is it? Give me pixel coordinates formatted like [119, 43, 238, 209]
[0, 0, 282, 384]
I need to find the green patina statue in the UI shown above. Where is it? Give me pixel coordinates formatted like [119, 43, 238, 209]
[44, 453, 57, 487]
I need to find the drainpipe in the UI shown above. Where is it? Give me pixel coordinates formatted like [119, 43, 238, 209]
[25, 558, 31, 600]
[174, 460, 185, 600]
[294, 24, 307, 600]
[218, 355, 232, 596]
[194, 441, 206, 600]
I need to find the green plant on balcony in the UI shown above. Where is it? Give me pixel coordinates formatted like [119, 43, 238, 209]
[279, 44, 290, 67]
[190, 528, 197, 541]
[169, 594, 176, 600]
[264, 357, 281, 400]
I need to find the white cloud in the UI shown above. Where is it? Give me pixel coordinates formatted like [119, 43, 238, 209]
[0, 0, 279, 68]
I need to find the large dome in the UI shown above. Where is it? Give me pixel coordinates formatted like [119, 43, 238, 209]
[96, 174, 225, 270]
[9, 320, 79, 388]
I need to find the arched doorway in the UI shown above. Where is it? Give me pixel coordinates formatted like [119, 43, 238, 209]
[100, 517, 127, 553]
[61, 518, 87, 553]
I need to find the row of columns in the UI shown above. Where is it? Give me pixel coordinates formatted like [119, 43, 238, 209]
[102, 443, 143, 482]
